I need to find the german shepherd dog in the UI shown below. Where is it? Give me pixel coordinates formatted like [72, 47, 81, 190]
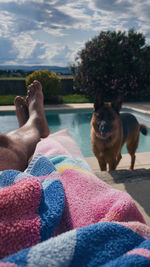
[91, 93, 147, 171]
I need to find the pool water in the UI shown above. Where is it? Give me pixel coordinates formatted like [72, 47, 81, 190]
[47, 109, 92, 156]
[0, 108, 150, 157]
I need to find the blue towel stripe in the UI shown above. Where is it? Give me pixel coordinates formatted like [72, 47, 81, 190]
[0, 170, 20, 187]
[2, 247, 30, 267]
[138, 238, 150, 249]
[71, 222, 144, 267]
[26, 155, 56, 176]
[103, 254, 150, 266]
[39, 178, 65, 242]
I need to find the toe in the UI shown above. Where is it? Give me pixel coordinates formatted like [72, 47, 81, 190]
[14, 97, 27, 111]
[14, 96, 23, 106]
[33, 80, 42, 90]
[27, 84, 35, 96]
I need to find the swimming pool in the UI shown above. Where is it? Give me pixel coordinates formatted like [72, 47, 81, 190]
[0, 108, 150, 157]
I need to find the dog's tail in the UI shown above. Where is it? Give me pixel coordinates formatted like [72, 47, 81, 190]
[140, 124, 148, 136]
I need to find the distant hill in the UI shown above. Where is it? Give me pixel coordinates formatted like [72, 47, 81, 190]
[0, 65, 72, 75]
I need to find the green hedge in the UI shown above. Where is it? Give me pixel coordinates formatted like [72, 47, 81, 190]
[26, 70, 61, 103]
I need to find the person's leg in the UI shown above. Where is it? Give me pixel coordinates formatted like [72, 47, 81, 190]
[0, 80, 50, 171]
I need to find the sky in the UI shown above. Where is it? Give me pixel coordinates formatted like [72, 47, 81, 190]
[0, 0, 150, 67]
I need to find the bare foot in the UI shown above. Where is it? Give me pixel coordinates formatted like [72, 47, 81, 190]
[26, 80, 50, 138]
[14, 96, 29, 127]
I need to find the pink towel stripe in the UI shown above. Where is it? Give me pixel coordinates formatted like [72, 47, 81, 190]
[0, 178, 42, 259]
[127, 248, 150, 259]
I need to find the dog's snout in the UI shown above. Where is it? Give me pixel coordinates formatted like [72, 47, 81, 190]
[100, 124, 105, 132]
[99, 121, 106, 132]
[99, 121, 111, 135]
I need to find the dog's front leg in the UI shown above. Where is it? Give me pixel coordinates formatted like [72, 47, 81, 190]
[108, 158, 117, 171]
[108, 152, 122, 171]
[97, 158, 107, 171]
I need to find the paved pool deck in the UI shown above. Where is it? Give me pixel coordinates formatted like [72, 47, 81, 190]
[1, 102, 150, 225]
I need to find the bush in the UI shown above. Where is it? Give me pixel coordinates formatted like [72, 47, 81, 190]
[26, 70, 61, 103]
[71, 29, 150, 101]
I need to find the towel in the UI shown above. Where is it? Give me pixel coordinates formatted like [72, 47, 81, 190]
[0, 157, 65, 259]
[0, 130, 150, 266]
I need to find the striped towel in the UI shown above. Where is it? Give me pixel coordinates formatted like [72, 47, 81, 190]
[0, 132, 150, 266]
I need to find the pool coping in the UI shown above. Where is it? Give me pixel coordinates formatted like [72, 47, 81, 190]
[0, 102, 150, 114]
[0, 103, 93, 112]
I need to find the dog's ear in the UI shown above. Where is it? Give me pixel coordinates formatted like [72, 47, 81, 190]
[94, 92, 104, 111]
[112, 94, 123, 113]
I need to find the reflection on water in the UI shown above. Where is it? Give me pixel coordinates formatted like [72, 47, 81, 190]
[0, 109, 150, 157]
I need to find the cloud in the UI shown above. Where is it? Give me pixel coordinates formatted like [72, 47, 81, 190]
[0, 36, 18, 64]
[0, 0, 78, 36]
[89, 0, 150, 25]
[91, 0, 132, 14]
[0, 0, 150, 66]
[50, 45, 74, 66]
[23, 43, 48, 64]
[0, 0, 97, 66]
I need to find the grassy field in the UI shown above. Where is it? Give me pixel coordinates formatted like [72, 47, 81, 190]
[62, 94, 90, 103]
[0, 95, 25, 105]
[0, 94, 90, 105]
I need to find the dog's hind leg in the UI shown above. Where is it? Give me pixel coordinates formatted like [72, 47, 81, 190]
[126, 132, 140, 170]
[129, 154, 136, 170]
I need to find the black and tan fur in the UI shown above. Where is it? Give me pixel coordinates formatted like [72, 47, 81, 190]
[91, 93, 147, 171]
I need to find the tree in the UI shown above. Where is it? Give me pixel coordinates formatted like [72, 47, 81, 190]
[72, 29, 150, 101]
